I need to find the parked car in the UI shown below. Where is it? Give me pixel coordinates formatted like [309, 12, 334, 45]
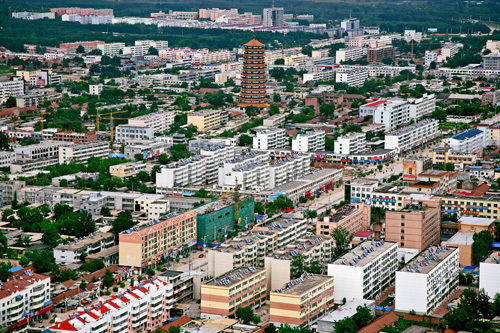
[199, 254, 204, 258]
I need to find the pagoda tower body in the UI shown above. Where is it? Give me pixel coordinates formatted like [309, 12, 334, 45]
[238, 37, 270, 108]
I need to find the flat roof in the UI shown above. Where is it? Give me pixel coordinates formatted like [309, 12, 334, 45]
[482, 251, 500, 264]
[272, 235, 331, 260]
[255, 216, 306, 230]
[458, 217, 495, 226]
[444, 230, 475, 245]
[418, 170, 450, 177]
[208, 266, 264, 287]
[57, 232, 114, 251]
[213, 230, 276, 253]
[349, 178, 380, 186]
[86, 245, 119, 260]
[328, 205, 358, 223]
[400, 245, 457, 274]
[194, 194, 252, 216]
[274, 274, 333, 295]
[449, 128, 483, 141]
[318, 299, 375, 323]
[334, 239, 397, 267]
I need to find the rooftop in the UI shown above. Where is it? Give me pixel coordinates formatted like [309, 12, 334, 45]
[333, 239, 397, 267]
[327, 204, 358, 223]
[85, 245, 119, 260]
[214, 231, 276, 253]
[273, 273, 333, 295]
[418, 170, 452, 177]
[272, 235, 331, 260]
[349, 178, 380, 187]
[444, 230, 475, 245]
[0, 270, 49, 300]
[400, 245, 457, 274]
[386, 119, 438, 137]
[208, 266, 264, 287]
[255, 216, 306, 231]
[482, 251, 500, 264]
[449, 128, 483, 141]
[57, 232, 114, 251]
[458, 217, 495, 226]
[318, 299, 375, 323]
[194, 194, 252, 216]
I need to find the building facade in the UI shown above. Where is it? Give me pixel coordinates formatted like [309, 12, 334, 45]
[395, 245, 459, 314]
[292, 130, 325, 152]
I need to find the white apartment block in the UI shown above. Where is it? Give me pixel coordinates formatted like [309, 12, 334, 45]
[253, 128, 286, 150]
[335, 69, 369, 87]
[441, 43, 462, 60]
[479, 251, 500, 300]
[59, 141, 109, 164]
[220, 151, 271, 191]
[425, 51, 437, 66]
[54, 232, 115, 265]
[0, 270, 52, 328]
[303, 70, 336, 83]
[11, 158, 58, 174]
[444, 128, 485, 155]
[89, 84, 103, 95]
[396, 245, 459, 314]
[291, 130, 325, 152]
[349, 178, 380, 204]
[127, 110, 175, 134]
[264, 114, 287, 127]
[269, 153, 310, 189]
[265, 236, 333, 291]
[200, 145, 235, 185]
[97, 42, 125, 56]
[115, 125, 154, 143]
[408, 94, 436, 119]
[254, 216, 308, 249]
[0, 151, 15, 168]
[373, 100, 411, 131]
[335, 48, 364, 64]
[156, 155, 206, 189]
[50, 278, 173, 333]
[14, 140, 69, 161]
[123, 40, 169, 57]
[0, 76, 24, 103]
[404, 30, 422, 43]
[328, 240, 398, 303]
[207, 231, 277, 277]
[334, 132, 366, 155]
[384, 119, 440, 154]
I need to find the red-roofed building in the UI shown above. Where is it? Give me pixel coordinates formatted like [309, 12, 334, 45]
[50, 278, 174, 333]
[1, 270, 52, 331]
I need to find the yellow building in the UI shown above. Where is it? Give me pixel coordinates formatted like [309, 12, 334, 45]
[428, 148, 477, 168]
[187, 110, 223, 131]
[270, 274, 334, 327]
[118, 210, 196, 267]
[439, 194, 500, 220]
[201, 267, 267, 318]
[109, 162, 147, 178]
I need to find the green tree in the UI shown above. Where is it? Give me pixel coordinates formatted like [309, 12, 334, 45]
[492, 293, 500, 316]
[269, 104, 280, 116]
[158, 153, 169, 165]
[306, 260, 322, 274]
[235, 306, 254, 324]
[0, 132, 10, 151]
[41, 225, 61, 248]
[274, 59, 285, 65]
[245, 106, 259, 117]
[273, 94, 281, 103]
[238, 134, 253, 146]
[76, 45, 85, 54]
[332, 227, 353, 258]
[100, 206, 111, 216]
[102, 269, 115, 288]
[352, 305, 373, 327]
[264, 324, 276, 333]
[2, 209, 14, 221]
[134, 153, 144, 161]
[169, 144, 191, 161]
[80, 281, 87, 291]
[111, 211, 135, 234]
[169, 326, 181, 333]
[80, 260, 105, 272]
[0, 262, 13, 282]
[334, 317, 357, 333]
[145, 268, 155, 276]
[291, 253, 305, 278]
[5, 96, 16, 108]
[151, 165, 161, 183]
[319, 103, 336, 118]
[472, 230, 494, 264]
[194, 188, 212, 198]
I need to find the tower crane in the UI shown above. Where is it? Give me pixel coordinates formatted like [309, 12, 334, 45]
[219, 177, 243, 230]
[89, 110, 129, 132]
[406, 40, 443, 60]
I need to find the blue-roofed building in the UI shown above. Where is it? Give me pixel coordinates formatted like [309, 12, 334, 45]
[7, 266, 24, 273]
[444, 128, 485, 155]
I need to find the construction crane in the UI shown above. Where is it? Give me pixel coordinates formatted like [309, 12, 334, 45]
[89, 110, 129, 132]
[219, 177, 242, 230]
[406, 40, 443, 59]
[439, 138, 449, 170]
[10, 112, 49, 142]
[99, 115, 130, 142]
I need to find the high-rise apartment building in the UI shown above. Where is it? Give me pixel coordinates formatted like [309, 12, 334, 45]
[263, 8, 284, 27]
[238, 37, 269, 108]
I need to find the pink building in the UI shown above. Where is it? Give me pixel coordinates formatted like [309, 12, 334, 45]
[50, 278, 173, 333]
[316, 203, 370, 237]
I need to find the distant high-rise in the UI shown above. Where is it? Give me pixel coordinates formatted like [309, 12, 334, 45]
[238, 36, 269, 109]
[341, 17, 360, 30]
[262, 7, 284, 27]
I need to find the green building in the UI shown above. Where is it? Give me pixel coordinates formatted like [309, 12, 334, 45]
[195, 194, 255, 245]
